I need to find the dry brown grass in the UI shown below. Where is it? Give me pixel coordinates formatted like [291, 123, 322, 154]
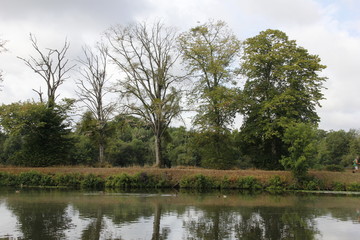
[1, 166, 360, 185]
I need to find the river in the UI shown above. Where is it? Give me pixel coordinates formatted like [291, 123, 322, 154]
[0, 188, 360, 239]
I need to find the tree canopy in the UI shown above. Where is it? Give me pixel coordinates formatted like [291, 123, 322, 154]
[239, 29, 326, 169]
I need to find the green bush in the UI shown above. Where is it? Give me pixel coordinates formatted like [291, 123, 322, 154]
[55, 173, 82, 188]
[18, 171, 55, 186]
[0, 172, 18, 186]
[303, 179, 323, 191]
[346, 183, 360, 192]
[179, 174, 215, 189]
[106, 173, 133, 189]
[332, 182, 346, 191]
[266, 175, 287, 193]
[238, 176, 262, 190]
[216, 176, 237, 189]
[325, 165, 345, 172]
[81, 174, 105, 189]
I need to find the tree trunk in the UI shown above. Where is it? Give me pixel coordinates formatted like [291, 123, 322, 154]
[99, 142, 105, 165]
[154, 134, 163, 168]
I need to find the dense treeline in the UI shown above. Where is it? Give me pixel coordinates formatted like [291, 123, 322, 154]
[0, 20, 354, 177]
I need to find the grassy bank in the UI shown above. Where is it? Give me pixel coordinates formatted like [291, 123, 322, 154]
[0, 166, 360, 192]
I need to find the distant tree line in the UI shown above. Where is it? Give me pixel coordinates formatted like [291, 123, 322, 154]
[0, 20, 352, 177]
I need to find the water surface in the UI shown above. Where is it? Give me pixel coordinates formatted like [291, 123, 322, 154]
[0, 188, 360, 239]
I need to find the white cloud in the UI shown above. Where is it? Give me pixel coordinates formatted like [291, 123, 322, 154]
[0, 0, 360, 131]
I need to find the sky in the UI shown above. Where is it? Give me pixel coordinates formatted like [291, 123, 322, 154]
[0, 0, 360, 131]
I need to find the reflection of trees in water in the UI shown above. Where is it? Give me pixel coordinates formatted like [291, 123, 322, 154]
[7, 200, 70, 240]
[183, 206, 239, 240]
[235, 207, 320, 240]
[73, 200, 171, 239]
[183, 206, 320, 240]
[5, 192, 360, 240]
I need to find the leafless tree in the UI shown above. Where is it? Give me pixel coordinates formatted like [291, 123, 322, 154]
[0, 38, 7, 85]
[18, 34, 75, 107]
[76, 44, 115, 164]
[106, 21, 184, 168]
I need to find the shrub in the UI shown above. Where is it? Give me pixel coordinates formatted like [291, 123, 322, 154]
[238, 176, 262, 190]
[216, 176, 237, 189]
[332, 182, 346, 191]
[55, 173, 83, 188]
[324, 165, 345, 172]
[0, 172, 18, 186]
[18, 171, 55, 186]
[303, 178, 324, 191]
[105, 173, 133, 189]
[346, 183, 360, 192]
[179, 174, 215, 189]
[81, 174, 105, 189]
[266, 175, 287, 193]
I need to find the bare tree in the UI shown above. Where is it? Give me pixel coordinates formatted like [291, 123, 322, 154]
[106, 21, 183, 168]
[0, 38, 7, 85]
[18, 34, 75, 107]
[76, 44, 115, 164]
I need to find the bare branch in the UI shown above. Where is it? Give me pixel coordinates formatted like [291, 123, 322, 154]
[106, 21, 184, 167]
[18, 34, 75, 107]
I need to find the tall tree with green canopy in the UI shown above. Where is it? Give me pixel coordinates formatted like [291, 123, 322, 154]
[239, 29, 326, 169]
[178, 20, 241, 168]
[106, 21, 183, 168]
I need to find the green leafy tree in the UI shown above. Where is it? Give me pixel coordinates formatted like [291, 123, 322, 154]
[178, 20, 241, 168]
[239, 29, 326, 169]
[0, 102, 73, 166]
[316, 129, 358, 167]
[106, 21, 183, 168]
[280, 122, 317, 180]
[71, 111, 99, 165]
[105, 115, 153, 166]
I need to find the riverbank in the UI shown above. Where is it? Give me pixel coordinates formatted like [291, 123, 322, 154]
[0, 166, 360, 192]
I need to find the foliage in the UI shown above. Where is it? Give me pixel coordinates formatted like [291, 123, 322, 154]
[0, 102, 74, 166]
[280, 122, 318, 180]
[238, 176, 262, 190]
[332, 182, 346, 191]
[346, 183, 360, 192]
[178, 20, 241, 168]
[240, 29, 326, 169]
[80, 174, 105, 189]
[107, 21, 183, 168]
[324, 164, 345, 172]
[191, 130, 237, 169]
[179, 174, 216, 189]
[266, 175, 288, 193]
[316, 129, 358, 167]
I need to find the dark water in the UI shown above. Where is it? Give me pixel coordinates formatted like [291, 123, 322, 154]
[0, 189, 360, 240]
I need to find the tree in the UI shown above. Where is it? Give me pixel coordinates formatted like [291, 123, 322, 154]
[280, 122, 317, 180]
[106, 21, 183, 168]
[76, 45, 115, 164]
[0, 102, 73, 166]
[178, 20, 241, 168]
[0, 37, 6, 85]
[239, 29, 326, 169]
[18, 34, 75, 107]
[316, 129, 358, 167]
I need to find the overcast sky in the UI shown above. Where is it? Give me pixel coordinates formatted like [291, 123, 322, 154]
[0, 0, 360, 131]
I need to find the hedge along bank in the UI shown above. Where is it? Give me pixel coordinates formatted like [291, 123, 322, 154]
[1, 170, 360, 192]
